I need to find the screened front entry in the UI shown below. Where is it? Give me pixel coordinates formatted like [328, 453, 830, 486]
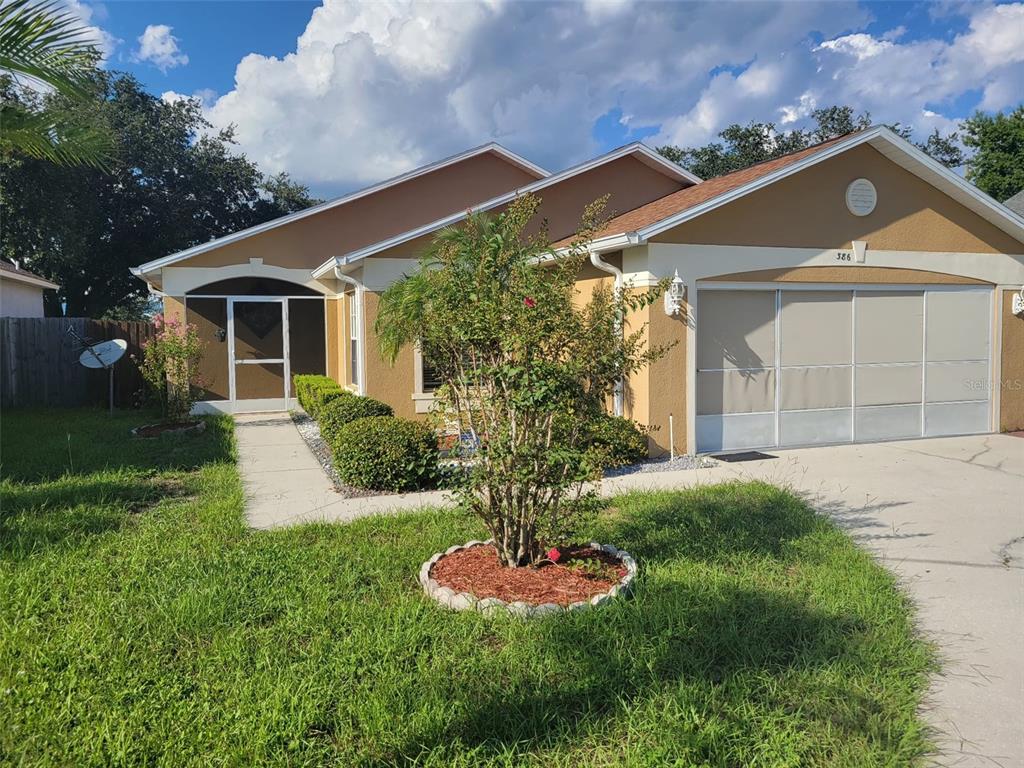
[185, 278, 326, 413]
[695, 286, 993, 453]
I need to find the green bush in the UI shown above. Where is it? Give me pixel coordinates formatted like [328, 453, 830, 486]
[293, 374, 346, 420]
[585, 415, 650, 469]
[318, 394, 393, 445]
[330, 416, 438, 492]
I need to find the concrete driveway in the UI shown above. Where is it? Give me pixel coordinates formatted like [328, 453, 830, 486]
[606, 434, 1024, 768]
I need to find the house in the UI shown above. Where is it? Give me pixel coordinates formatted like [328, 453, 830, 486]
[1004, 189, 1024, 217]
[0, 261, 59, 317]
[132, 127, 1024, 454]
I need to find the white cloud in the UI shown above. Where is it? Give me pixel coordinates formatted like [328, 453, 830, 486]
[196, 0, 1023, 195]
[134, 24, 189, 73]
[63, 0, 119, 62]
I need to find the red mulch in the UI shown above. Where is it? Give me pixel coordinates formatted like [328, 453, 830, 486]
[1008, 431, 1024, 438]
[430, 544, 627, 606]
[132, 421, 203, 438]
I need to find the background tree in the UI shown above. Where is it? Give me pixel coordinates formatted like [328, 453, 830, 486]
[0, 71, 320, 317]
[0, 0, 111, 167]
[657, 105, 963, 179]
[961, 106, 1024, 202]
[375, 195, 669, 567]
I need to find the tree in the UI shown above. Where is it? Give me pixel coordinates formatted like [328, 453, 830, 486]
[962, 106, 1024, 202]
[657, 105, 963, 178]
[0, 0, 112, 167]
[375, 195, 669, 567]
[0, 71, 320, 317]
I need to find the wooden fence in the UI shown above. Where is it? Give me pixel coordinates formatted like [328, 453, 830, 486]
[1, 318, 155, 409]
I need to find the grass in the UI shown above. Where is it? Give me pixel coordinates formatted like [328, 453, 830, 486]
[0, 408, 936, 766]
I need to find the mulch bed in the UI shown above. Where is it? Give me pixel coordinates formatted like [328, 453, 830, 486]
[131, 421, 205, 438]
[430, 544, 627, 606]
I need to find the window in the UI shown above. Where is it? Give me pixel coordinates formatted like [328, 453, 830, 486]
[421, 352, 442, 393]
[349, 291, 359, 387]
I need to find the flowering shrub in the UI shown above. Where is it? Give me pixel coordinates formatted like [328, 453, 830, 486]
[137, 313, 205, 422]
[375, 194, 670, 567]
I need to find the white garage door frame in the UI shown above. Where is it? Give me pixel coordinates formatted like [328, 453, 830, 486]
[694, 282, 995, 453]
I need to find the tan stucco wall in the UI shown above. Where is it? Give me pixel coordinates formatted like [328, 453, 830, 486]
[1000, 289, 1024, 431]
[623, 290, 688, 456]
[704, 265, 990, 284]
[366, 156, 685, 264]
[182, 152, 541, 270]
[163, 295, 185, 324]
[325, 298, 341, 384]
[361, 290, 418, 419]
[654, 144, 1023, 254]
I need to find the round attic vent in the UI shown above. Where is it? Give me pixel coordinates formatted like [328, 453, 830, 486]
[846, 178, 877, 216]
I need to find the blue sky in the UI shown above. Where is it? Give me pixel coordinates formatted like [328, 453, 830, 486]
[76, 1, 1024, 198]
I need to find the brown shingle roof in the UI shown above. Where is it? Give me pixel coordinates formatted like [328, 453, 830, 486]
[555, 133, 855, 247]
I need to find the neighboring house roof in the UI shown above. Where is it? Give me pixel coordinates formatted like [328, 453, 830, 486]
[555, 126, 1024, 252]
[1004, 189, 1024, 216]
[314, 142, 702, 277]
[0, 261, 59, 290]
[132, 142, 550, 277]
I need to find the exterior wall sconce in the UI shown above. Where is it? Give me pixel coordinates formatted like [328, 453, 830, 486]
[1013, 286, 1024, 317]
[664, 270, 686, 316]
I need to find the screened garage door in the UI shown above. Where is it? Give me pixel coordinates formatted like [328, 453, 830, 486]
[695, 287, 993, 453]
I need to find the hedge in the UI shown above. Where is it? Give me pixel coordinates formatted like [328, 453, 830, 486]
[585, 415, 650, 469]
[293, 374, 347, 420]
[318, 394, 393, 445]
[330, 416, 438, 492]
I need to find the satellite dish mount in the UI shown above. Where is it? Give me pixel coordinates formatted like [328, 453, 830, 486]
[67, 325, 128, 415]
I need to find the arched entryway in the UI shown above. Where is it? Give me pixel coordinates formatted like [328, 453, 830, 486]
[185, 278, 327, 412]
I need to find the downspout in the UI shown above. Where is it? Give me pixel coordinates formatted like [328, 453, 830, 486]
[588, 250, 624, 417]
[334, 264, 367, 396]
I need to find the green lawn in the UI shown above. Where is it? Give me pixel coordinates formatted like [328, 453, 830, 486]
[1, 409, 935, 766]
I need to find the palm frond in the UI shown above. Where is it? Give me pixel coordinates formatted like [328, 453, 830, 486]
[0, 100, 109, 167]
[0, 0, 100, 96]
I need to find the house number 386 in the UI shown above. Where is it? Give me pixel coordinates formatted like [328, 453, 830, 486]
[836, 251, 853, 261]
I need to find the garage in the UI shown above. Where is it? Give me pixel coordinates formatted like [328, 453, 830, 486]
[695, 285, 993, 453]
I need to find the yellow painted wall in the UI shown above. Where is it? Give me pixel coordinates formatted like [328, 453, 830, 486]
[1000, 289, 1024, 431]
[325, 298, 341, 384]
[361, 290, 418, 419]
[163, 295, 185, 324]
[704, 265, 990, 284]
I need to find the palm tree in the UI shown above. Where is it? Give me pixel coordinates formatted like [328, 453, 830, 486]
[0, 0, 111, 167]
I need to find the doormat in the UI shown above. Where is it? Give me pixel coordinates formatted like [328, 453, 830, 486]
[711, 451, 777, 463]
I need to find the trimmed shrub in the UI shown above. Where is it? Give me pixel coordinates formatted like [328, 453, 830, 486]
[318, 394, 393, 445]
[293, 374, 346, 420]
[585, 415, 650, 469]
[330, 416, 439, 492]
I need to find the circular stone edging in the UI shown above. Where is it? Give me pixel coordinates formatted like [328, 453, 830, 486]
[419, 539, 637, 618]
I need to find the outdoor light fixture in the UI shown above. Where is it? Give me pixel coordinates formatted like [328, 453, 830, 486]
[664, 270, 686, 316]
[1013, 285, 1024, 317]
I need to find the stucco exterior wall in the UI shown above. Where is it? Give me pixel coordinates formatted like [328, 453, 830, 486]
[1000, 289, 1024, 431]
[182, 152, 540, 270]
[361, 290, 418, 419]
[325, 298, 341, 384]
[0, 279, 47, 317]
[704, 266, 990, 285]
[653, 144, 1023, 254]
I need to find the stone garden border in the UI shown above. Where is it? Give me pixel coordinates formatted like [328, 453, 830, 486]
[419, 539, 637, 618]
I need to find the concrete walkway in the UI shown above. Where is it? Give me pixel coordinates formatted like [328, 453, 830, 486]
[235, 413, 447, 529]
[236, 412, 1023, 767]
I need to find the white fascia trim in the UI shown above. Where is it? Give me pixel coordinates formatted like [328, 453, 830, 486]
[134, 142, 549, 276]
[321, 143, 697, 276]
[635, 126, 1024, 244]
[0, 270, 59, 290]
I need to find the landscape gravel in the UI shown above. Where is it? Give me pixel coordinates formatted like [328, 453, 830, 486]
[290, 412, 381, 498]
[603, 453, 716, 477]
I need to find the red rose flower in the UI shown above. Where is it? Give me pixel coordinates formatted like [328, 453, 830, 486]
[546, 547, 561, 563]
[524, 297, 536, 308]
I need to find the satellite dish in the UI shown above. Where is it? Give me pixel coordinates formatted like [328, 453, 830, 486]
[79, 338, 127, 369]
